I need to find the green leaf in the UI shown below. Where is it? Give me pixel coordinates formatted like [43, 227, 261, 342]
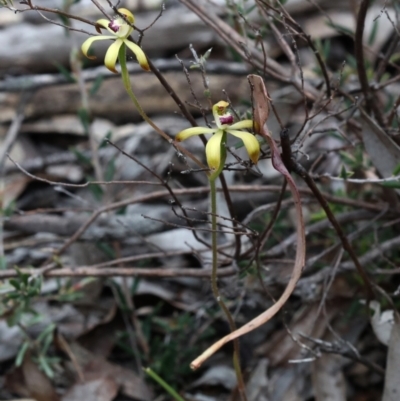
[116, 206, 127, 215]
[77, 107, 91, 136]
[98, 131, 112, 149]
[96, 242, 115, 259]
[368, 19, 379, 45]
[131, 277, 140, 295]
[392, 163, 400, 176]
[346, 54, 357, 69]
[15, 342, 30, 367]
[104, 158, 116, 182]
[326, 21, 354, 37]
[245, 4, 257, 14]
[71, 147, 92, 166]
[203, 47, 213, 60]
[2, 200, 16, 217]
[339, 165, 354, 179]
[89, 75, 104, 96]
[9, 279, 20, 290]
[203, 88, 211, 99]
[88, 181, 104, 201]
[57, 13, 71, 28]
[37, 323, 56, 343]
[38, 354, 54, 378]
[54, 62, 76, 83]
[323, 39, 331, 58]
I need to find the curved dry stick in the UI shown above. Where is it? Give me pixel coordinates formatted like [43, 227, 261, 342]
[190, 75, 306, 370]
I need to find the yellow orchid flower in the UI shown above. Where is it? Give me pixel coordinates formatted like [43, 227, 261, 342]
[81, 8, 150, 73]
[176, 101, 260, 171]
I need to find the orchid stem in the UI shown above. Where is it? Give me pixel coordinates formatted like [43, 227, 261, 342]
[119, 45, 154, 129]
[209, 172, 247, 401]
[118, 45, 207, 170]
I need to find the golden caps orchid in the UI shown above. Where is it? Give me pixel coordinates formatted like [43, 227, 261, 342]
[81, 8, 150, 73]
[176, 101, 260, 171]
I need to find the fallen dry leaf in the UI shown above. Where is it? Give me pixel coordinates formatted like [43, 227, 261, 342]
[5, 353, 59, 401]
[62, 377, 118, 401]
[65, 342, 153, 401]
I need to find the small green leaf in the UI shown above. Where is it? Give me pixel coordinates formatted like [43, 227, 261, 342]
[98, 131, 112, 149]
[245, 4, 257, 14]
[71, 147, 92, 166]
[89, 75, 104, 96]
[322, 39, 331, 60]
[202, 47, 213, 60]
[326, 21, 354, 37]
[9, 279, 20, 290]
[88, 181, 103, 200]
[54, 62, 76, 83]
[340, 165, 354, 179]
[37, 323, 56, 343]
[57, 13, 70, 28]
[346, 54, 357, 69]
[368, 19, 379, 45]
[96, 242, 115, 259]
[38, 354, 54, 378]
[77, 107, 91, 136]
[2, 200, 16, 217]
[392, 163, 400, 176]
[104, 158, 116, 182]
[15, 342, 30, 367]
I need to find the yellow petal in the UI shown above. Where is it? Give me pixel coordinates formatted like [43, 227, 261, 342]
[176, 127, 216, 141]
[227, 130, 260, 164]
[118, 8, 135, 24]
[123, 40, 150, 71]
[104, 39, 123, 73]
[95, 18, 113, 34]
[81, 35, 115, 59]
[206, 130, 224, 170]
[229, 120, 255, 130]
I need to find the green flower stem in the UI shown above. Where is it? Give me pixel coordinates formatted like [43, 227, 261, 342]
[144, 367, 186, 401]
[208, 138, 247, 401]
[118, 45, 207, 171]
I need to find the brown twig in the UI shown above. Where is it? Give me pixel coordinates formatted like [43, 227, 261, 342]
[19, 1, 97, 27]
[0, 266, 237, 279]
[287, 160, 375, 300]
[258, 0, 332, 98]
[354, 0, 386, 127]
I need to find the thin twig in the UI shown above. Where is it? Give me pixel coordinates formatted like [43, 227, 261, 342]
[0, 266, 237, 279]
